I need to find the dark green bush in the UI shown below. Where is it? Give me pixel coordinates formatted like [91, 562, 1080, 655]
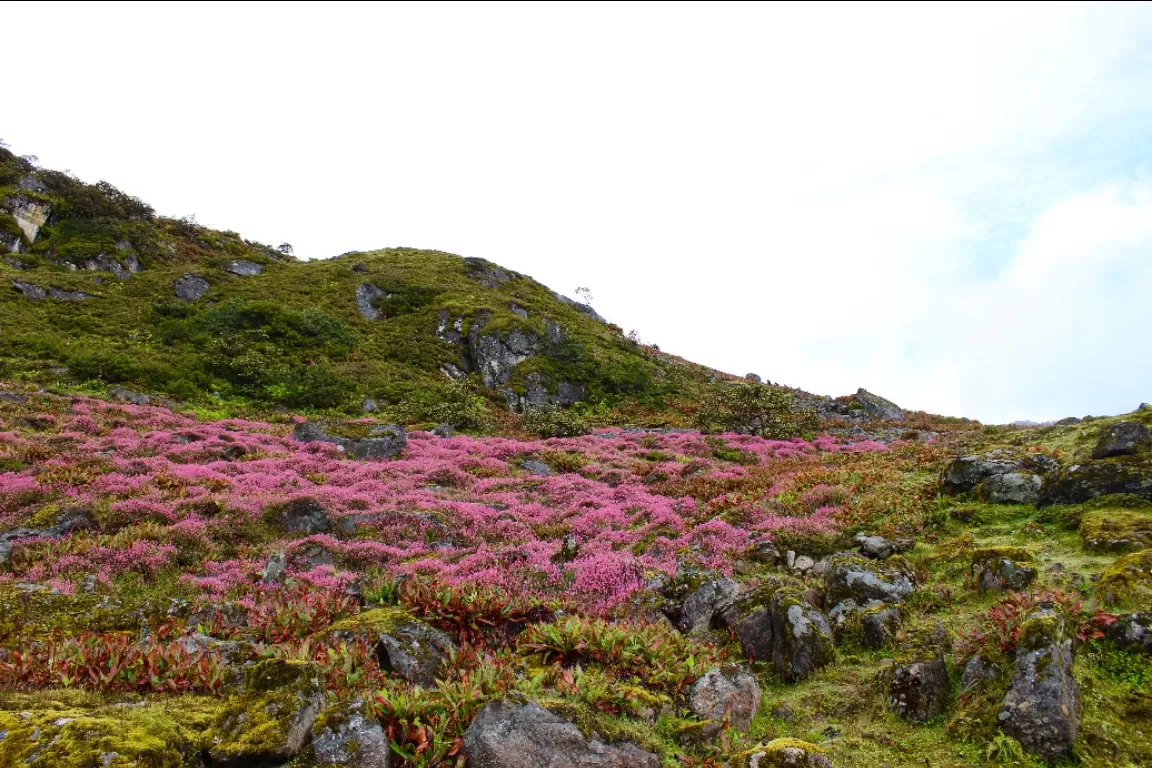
[520, 405, 591, 438]
[693, 382, 820, 439]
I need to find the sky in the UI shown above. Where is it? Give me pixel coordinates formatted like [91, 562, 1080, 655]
[4, 1, 1152, 424]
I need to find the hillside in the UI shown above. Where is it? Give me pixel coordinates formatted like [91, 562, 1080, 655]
[2, 147, 1152, 768]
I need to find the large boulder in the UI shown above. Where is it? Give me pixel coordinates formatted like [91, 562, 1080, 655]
[461, 700, 659, 768]
[174, 274, 210, 302]
[225, 260, 264, 276]
[742, 739, 832, 767]
[689, 664, 761, 737]
[854, 389, 903, 421]
[1107, 613, 1152, 655]
[971, 548, 1037, 593]
[327, 607, 457, 687]
[823, 554, 914, 607]
[1039, 455, 1152, 506]
[292, 421, 407, 460]
[855, 533, 914, 560]
[980, 472, 1043, 505]
[207, 659, 326, 766]
[311, 700, 390, 768]
[998, 605, 1080, 762]
[1091, 421, 1152, 459]
[886, 657, 949, 724]
[1080, 509, 1152, 553]
[770, 591, 834, 683]
[941, 452, 1058, 496]
[263, 497, 334, 535]
[1097, 550, 1152, 606]
[662, 572, 743, 636]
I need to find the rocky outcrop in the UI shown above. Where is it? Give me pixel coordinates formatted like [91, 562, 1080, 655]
[373, 619, 457, 687]
[743, 738, 832, 767]
[981, 472, 1042, 504]
[292, 421, 407, 460]
[11, 280, 45, 300]
[854, 389, 903, 421]
[861, 605, 902, 649]
[886, 657, 949, 723]
[462, 700, 659, 768]
[1080, 509, 1152, 553]
[263, 497, 334, 535]
[3, 195, 50, 243]
[1, 506, 97, 543]
[971, 548, 1037, 593]
[174, 274, 210, 302]
[550, 289, 608, 324]
[357, 283, 387, 320]
[1038, 455, 1152, 506]
[1091, 421, 1152, 459]
[468, 311, 541, 389]
[225, 260, 264, 276]
[770, 591, 834, 683]
[463, 257, 516, 288]
[311, 701, 390, 767]
[823, 555, 914, 607]
[941, 451, 1057, 502]
[1107, 613, 1152, 654]
[666, 575, 743, 636]
[689, 665, 761, 737]
[998, 605, 1080, 762]
[83, 249, 140, 279]
[855, 533, 914, 560]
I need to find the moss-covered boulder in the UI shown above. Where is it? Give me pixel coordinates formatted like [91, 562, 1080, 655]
[291, 421, 407, 460]
[885, 656, 950, 724]
[998, 605, 1080, 763]
[823, 554, 914, 607]
[971, 547, 1037, 593]
[1097, 549, 1152, 607]
[770, 591, 834, 683]
[1107, 612, 1152, 654]
[0, 692, 217, 768]
[309, 700, 390, 768]
[1039, 455, 1152, 507]
[1091, 421, 1152, 459]
[206, 658, 325, 766]
[688, 664, 760, 738]
[1080, 508, 1152, 553]
[327, 607, 457, 687]
[736, 738, 831, 767]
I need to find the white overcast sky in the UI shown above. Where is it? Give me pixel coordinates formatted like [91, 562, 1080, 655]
[5, 1, 1152, 424]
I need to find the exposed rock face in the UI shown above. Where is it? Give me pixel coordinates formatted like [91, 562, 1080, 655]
[861, 605, 902, 649]
[1, 506, 97, 543]
[734, 603, 775, 662]
[224, 260, 264, 276]
[1039, 456, 1152, 506]
[854, 388, 904, 421]
[292, 421, 407, 460]
[5, 196, 50, 243]
[47, 287, 92, 300]
[855, 533, 914, 559]
[1091, 421, 1152, 459]
[265, 497, 334, 535]
[972, 549, 1037, 593]
[374, 619, 457, 686]
[468, 311, 541, 389]
[356, 283, 387, 320]
[174, 274, 210, 302]
[11, 280, 45, 300]
[550, 290, 608, 324]
[998, 605, 1080, 762]
[886, 657, 949, 723]
[463, 257, 515, 288]
[207, 659, 326, 766]
[84, 250, 140, 279]
[1108, 613, 1152, 654]
[824, 555, 914, 607]
[362, 396, 379, 413]
[771, 591, 834, 683]
[669, 576, 742, 636]
[311, 701, 390, 767]
[462, 700, 659, 768]
[689, 665, 761, 737]
[981, 472, 1042, 504]
[959, 654, 998, 692]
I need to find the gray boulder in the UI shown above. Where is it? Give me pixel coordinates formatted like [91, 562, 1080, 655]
[519, 459, 553, 477]
[0, 541, 10, 571]
[1039, 457, 1152, 506]
[362, 396, 379, 413]
[861, 605, 902, 649]
[463, 257, 515, 289]
[942, 453, 1027, 494]
[462, 700, 659, 768]
[468, 311, 541, 389]
[771, 591, 834, 683]
[356, 283, 387, 321]
[971, 549, 1037, 594]
[670, 576, 742, 636]
[689, 665, 761, 737]
[109, 387, 151, 405]
[886, 657, 949, 723]
[981, 472, 1042, 504]
[261, 551, 288, 584]
[824, 555, 914, 607]
[734, 604, 775, 662]
[374, 619, 457, 687]
[311, 701, 390, 768]
[47, 287, 92, 300]
[960, 654, 998, 692]
[855, 533, 914, 559]
[1092, 422, 1152, 459]
[1108, 612, 1152, 655]
[224, 260, 264, 276]
[854, 388, 904, 421]
[174, 274, 210, 302]
[999, 605, 1080, 762]
[432, 423, 455, 438]
[11, 280, 46, 300]
[264, 497, 334, 535]
[292, 421, 407, 460]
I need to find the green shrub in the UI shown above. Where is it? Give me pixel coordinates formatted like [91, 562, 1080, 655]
[425, 379, 493, 431]
[694, 382, 821, 439]
[520, 405, 591, 438]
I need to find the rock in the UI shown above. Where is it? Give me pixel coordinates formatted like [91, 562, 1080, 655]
[468, 311, 541, 389]
[362, 396, 379, 413]
[47, 287, 93, 300]
[0, 392, 28, 404]
[981, 472, 1042, 504]
[855, 533, 914, 559]
[734, 603, 775, 662]
[971, 548, 1037, 593]
[109, 387, 151, 405]
[463, 701, 659, 767]
[1107, 613, 1152, 654]
[519, 460, 553, 477]
[224, 260, 264, 276]
[1055, 417, 1082, 426]
[552, 535, 579, 564]
[173, 274, 210, 302]
[749, 541, 783, 565]
[1080, 509, 1152, 553]
[187, 602, 248, 632]
[745, 738, 832, 767]
[311, 701, 390, 768]
[746, 373, 762, 383]
[262, 551, 287, 584]
[670, 576, 743, 635]
[959, 654, 998, 692]
[11, 280, 45, 300]
[508, 302, 529, 319]
[5, 196, 50, 243]
[463, 257, 515, 289]
[1039, 455, 1152, 506]
[2, 507, 98, 543]
[264, 497, 333, 535]
[886, 657, 949, 723]
[998, 605, 1080, 762]
[861, 605, 902, 649]
[374, 618, 457, 686]
[942, 453, 1028, 494]
[1098, 550, 1152, 605]
[356, 283, 387, 321]
[292, 421, 408, 460]
[771, 591, 834, 683]
[689, 665, 761, 737]
[549, 290, 609, 324]
[823, 555, 914, 607]
[854, 389, 903, 421]
[793, 555, 815, 574]
[1091, 421, 1152, 459]
[83, 252, 139, 279]
[431, 424, 455, 438]
[0, 541, 10, 570]
[207, 659, 326, 766]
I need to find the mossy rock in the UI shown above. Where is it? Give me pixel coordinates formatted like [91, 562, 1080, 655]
[1098, 549, 1152, 608]
[1039, 454, 1152, 507]
[0, 691, 218, 768]
[1080, 508, 1152, 553]
[325, 606, 416, 636]
[734, 738, 830, 767]
[970, 546, 1034, 565]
